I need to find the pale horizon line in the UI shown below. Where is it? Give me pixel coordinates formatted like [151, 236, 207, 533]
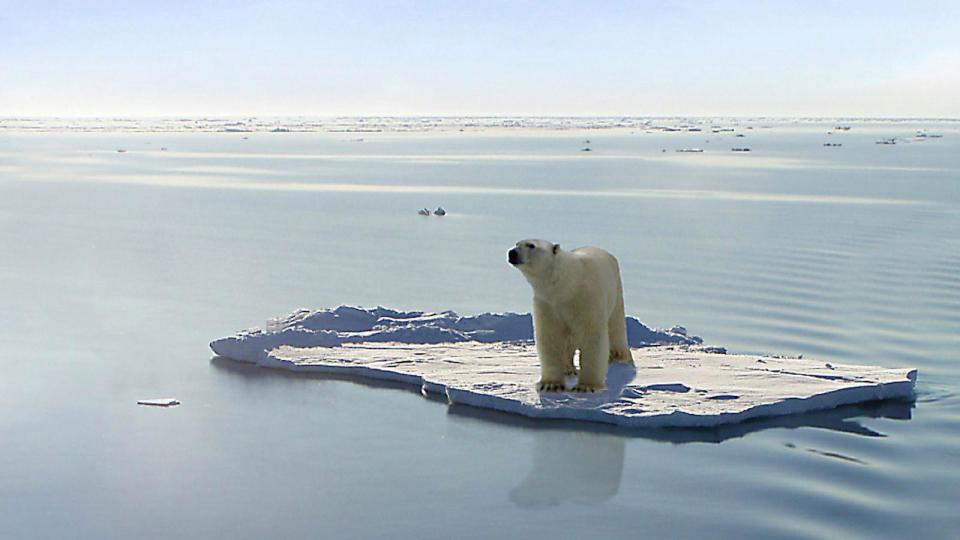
[2, 114, 959, 121]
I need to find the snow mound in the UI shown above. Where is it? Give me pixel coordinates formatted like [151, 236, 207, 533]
[209, 305, 702, 364]
[209, 307, 915, 429]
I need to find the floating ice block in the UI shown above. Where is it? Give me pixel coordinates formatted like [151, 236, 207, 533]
[209, 307, 915, 428]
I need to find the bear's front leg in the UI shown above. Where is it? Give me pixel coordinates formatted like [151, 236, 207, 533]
[536, 345, 571, 392]
[534, 300, 574, 392]
[572, 331, 609, 393]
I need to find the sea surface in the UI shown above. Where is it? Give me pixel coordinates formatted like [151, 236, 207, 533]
[1, 120, 958, 539]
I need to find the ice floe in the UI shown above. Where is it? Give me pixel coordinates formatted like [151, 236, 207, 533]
[209, 306, 916, 429]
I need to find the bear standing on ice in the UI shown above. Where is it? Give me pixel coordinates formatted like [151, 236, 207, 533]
[508, 239, 633, 392]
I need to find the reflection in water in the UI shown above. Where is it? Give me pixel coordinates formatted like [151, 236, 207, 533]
[483, 400, 912, 508]
[210, 356, 915, 508]
[447, 398, 913, 443]
[509, 431, 625, 508]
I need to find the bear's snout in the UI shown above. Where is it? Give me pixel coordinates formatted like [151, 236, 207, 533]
[508, 248, 520, 265]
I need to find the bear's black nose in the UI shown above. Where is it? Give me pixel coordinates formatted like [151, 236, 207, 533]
[508, 248, 520, 265]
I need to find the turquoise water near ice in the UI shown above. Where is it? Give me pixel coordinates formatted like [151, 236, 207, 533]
[1, 123, 958, 538]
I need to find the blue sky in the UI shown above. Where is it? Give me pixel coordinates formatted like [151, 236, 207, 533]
[2, 0, 958, 116]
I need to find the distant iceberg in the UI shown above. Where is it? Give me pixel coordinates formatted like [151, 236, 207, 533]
[210, 306, 915, 429]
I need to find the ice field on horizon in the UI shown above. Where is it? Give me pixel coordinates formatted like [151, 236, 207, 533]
[3, 116, 957, 134]
[210, 306, 917, 429]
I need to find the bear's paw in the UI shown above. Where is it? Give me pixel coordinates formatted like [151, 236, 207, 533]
[537, 381, 567, 393]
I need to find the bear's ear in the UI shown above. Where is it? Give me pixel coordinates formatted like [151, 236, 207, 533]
[552, 243, 559, 254]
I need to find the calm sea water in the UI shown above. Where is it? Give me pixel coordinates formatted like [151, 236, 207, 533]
[1, 122, 958, 539]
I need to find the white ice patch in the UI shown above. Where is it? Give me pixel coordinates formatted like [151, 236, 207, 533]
[209, 306, 915, 429]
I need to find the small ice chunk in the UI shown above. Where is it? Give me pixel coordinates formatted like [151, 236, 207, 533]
[137, 398, 180, 407]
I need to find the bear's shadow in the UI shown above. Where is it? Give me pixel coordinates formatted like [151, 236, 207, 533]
[538, 362, 637, 406]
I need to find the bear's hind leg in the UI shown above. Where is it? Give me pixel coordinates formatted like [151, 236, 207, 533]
[572, 331, 609, 393]
[608, 295, 633, 365]
[564, 352, 578, 378]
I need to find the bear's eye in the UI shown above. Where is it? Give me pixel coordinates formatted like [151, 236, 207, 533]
[526, 243, 535, 249]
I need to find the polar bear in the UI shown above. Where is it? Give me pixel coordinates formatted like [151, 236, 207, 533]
[508, 239, 633, 392]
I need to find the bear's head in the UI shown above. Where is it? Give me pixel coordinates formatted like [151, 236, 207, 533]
[508, 239, 560, 279]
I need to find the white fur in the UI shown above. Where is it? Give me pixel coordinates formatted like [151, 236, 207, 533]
[508, 239, 632, 392]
